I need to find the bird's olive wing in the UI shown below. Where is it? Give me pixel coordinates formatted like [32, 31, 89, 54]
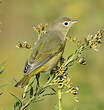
[24, 31, 65, 74]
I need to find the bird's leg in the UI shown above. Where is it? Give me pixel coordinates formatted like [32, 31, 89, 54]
[35, 73, 40, 94]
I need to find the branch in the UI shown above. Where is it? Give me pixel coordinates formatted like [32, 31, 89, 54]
[14, 26, 104, 110]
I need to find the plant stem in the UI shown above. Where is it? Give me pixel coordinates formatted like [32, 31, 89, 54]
[58, 87, 62, 110]
[20, 95, 35, 110]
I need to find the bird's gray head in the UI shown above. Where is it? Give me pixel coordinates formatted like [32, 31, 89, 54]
[51, 17, 78, 36]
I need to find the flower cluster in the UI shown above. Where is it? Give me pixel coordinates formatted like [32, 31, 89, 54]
[78, 57, 86, 65]
[52, 63, 71, 89]
[33, 24, 48, 34]
[67, 36, 81, 46]
[51, 61, 79, 102]
[33, 24, 48, 40]
[85, 30, 104, 51]
[16, 41, 32, 49]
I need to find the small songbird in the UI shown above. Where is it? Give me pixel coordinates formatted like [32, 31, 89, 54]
[15, 17, 78, 88]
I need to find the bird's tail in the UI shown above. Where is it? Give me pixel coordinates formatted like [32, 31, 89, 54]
[15, 75, 30, 88]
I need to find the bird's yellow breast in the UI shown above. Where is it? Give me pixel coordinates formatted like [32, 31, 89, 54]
[43, 51, 62, 71]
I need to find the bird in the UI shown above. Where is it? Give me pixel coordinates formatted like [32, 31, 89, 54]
[15, 17, 78, 88]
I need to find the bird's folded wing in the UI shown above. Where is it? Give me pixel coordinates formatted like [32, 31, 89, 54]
[24, 31, 65, 74]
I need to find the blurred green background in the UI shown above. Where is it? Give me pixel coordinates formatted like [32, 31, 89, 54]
[0, 0, 104, 110]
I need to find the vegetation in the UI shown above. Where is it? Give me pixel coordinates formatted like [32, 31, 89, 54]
[10, 24, 104, 110]
[0, 1, 104, 110]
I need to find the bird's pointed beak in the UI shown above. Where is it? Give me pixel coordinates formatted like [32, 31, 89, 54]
[71, 20, 79, 24]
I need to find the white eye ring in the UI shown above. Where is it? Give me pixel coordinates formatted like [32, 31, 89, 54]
[63, 21, 69, 27]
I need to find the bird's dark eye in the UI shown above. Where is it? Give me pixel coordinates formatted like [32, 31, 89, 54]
[63, 21, 69, 26]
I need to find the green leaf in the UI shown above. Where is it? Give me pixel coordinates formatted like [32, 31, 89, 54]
[0, 61, 6, 74]
[0, 65, 5, 74]
[9, 92, 22, 110]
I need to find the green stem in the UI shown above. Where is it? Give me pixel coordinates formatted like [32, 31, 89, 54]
[58, 87, 62, 110]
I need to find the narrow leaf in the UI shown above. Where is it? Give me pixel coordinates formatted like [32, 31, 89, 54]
[9, 92, 22, 110]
